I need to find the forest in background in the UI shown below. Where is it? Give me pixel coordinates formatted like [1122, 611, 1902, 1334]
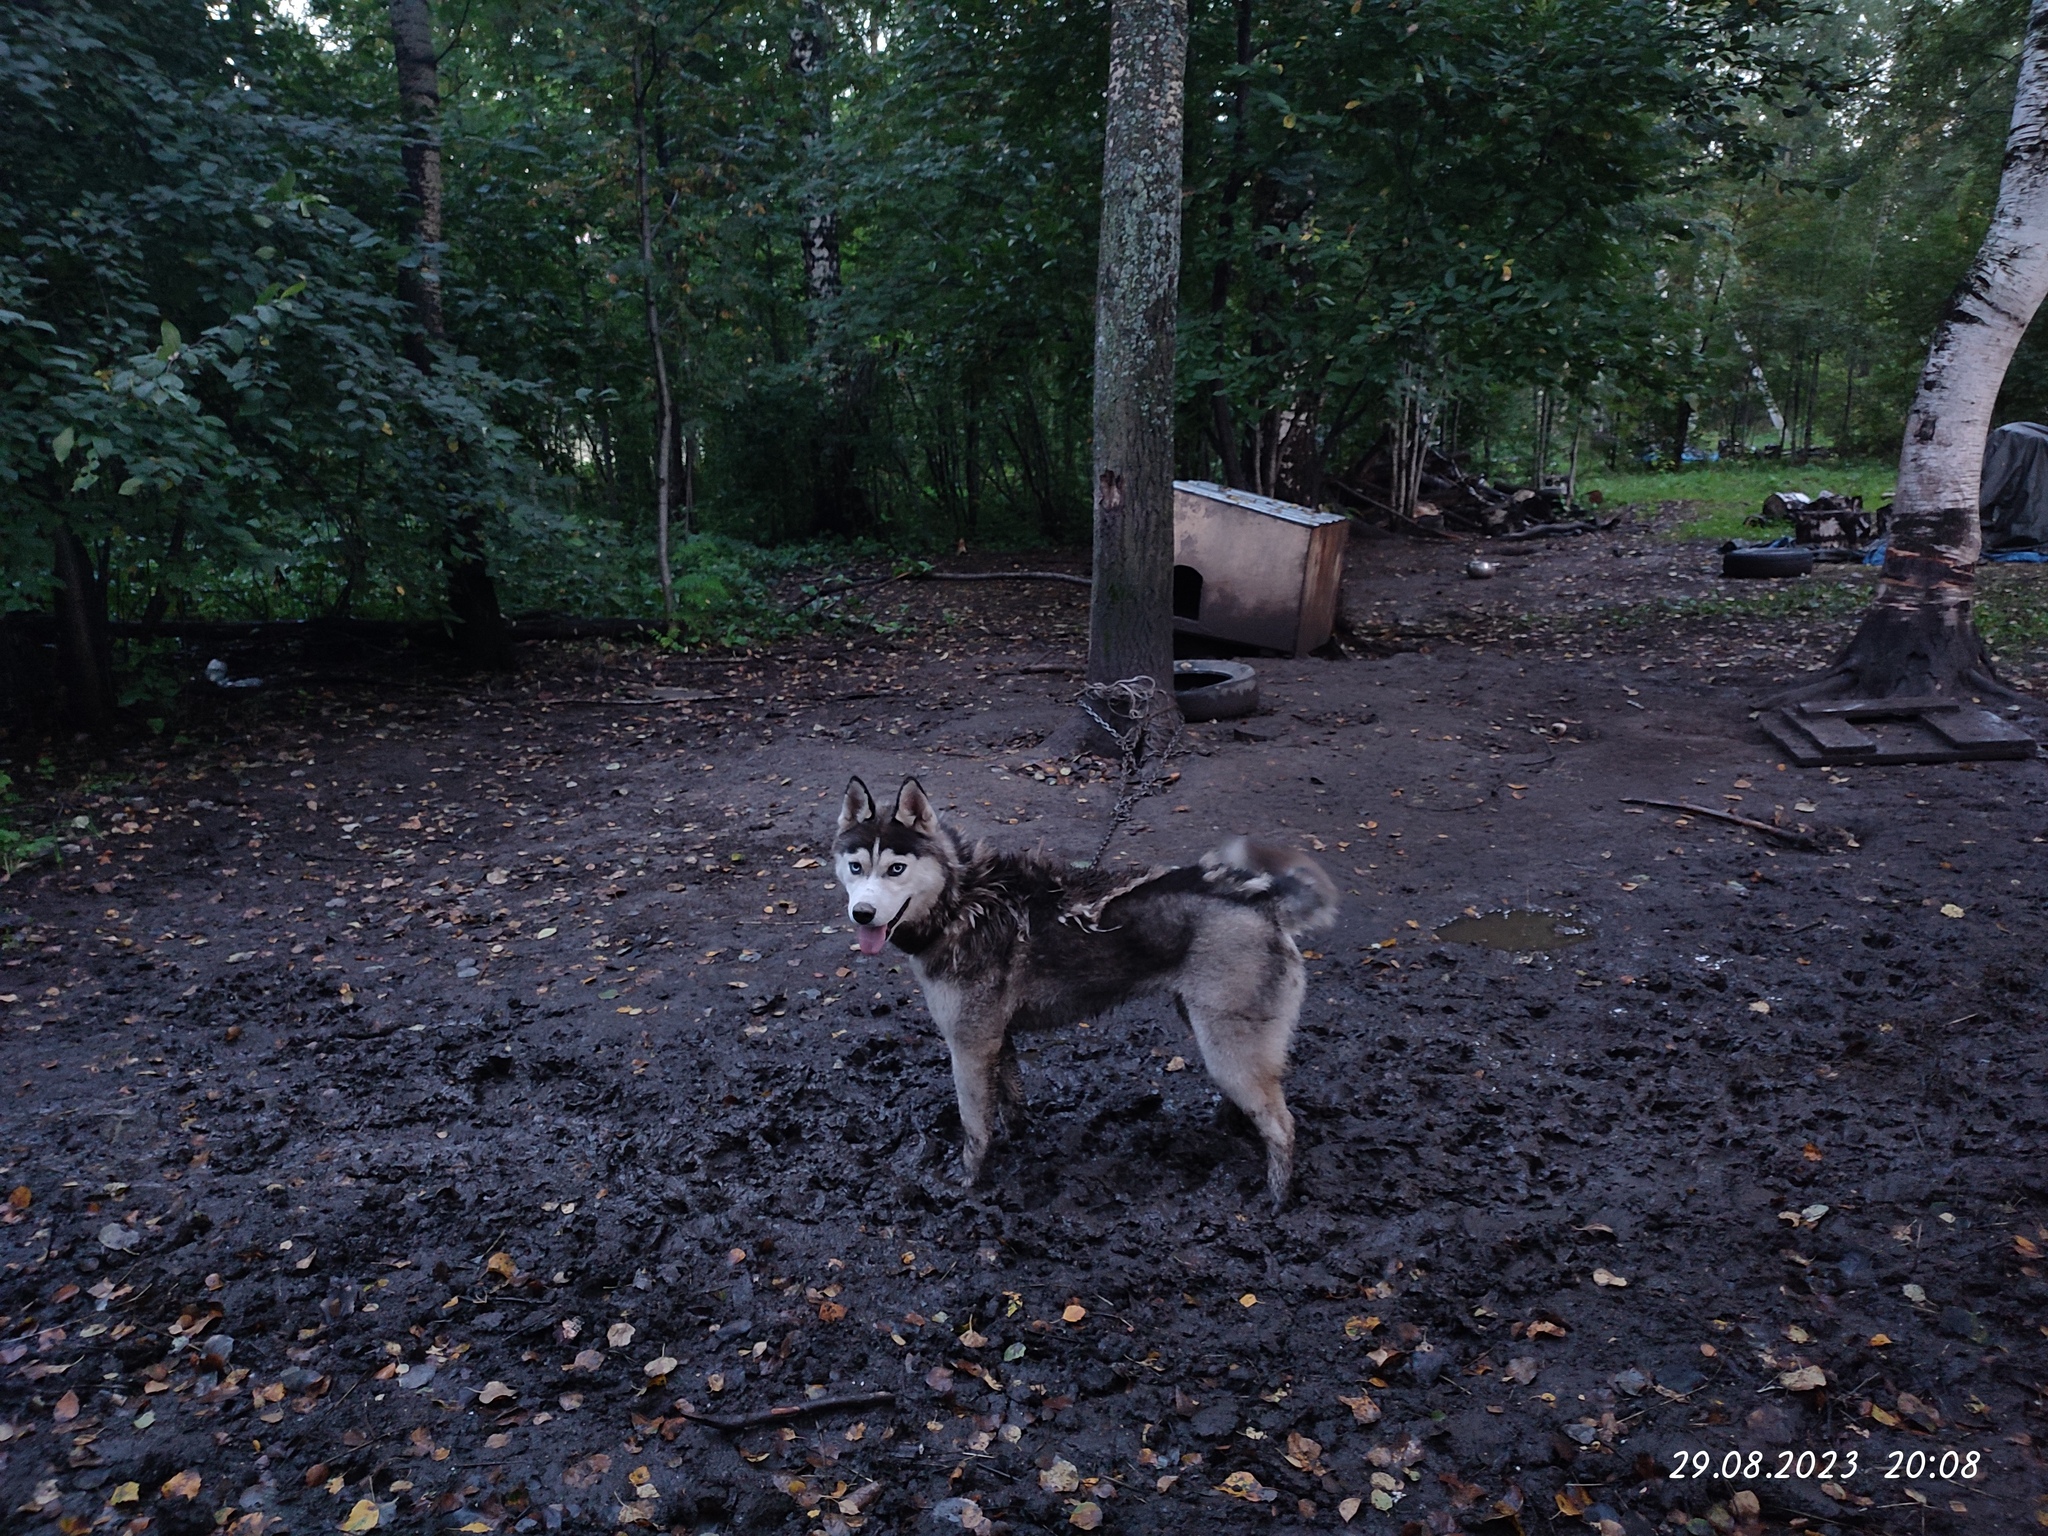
[0, 0, 2040, 646]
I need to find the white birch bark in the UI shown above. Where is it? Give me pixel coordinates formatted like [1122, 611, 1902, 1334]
[1807, 0, 2048, 699]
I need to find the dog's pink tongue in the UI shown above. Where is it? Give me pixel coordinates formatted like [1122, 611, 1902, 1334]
[856, 924, 889, 956]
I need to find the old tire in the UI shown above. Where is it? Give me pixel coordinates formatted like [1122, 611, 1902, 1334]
[1722, 546, 1814, 579]
[1174, 659, 1259, 722]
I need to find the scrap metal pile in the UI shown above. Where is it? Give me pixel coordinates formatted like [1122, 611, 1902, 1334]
[1751, 489, 1885, 559]
[1328, 444, 1611, 539]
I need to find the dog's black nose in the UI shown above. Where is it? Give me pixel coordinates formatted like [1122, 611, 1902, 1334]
[851, 903, 876, 924]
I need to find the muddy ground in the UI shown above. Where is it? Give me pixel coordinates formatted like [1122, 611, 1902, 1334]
[2, 516, 2046, 1536]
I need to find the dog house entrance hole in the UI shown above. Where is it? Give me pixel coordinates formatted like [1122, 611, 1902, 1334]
[1172, 564, 1204, 620]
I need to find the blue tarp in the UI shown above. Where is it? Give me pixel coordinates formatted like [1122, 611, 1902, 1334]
[1862, 537, 2048, 565]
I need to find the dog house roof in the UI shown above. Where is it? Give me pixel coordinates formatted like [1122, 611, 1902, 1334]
[1174, 480, 1349, 528]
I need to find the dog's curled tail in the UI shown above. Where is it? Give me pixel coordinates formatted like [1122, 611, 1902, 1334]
[1199, 837, 1340, 937]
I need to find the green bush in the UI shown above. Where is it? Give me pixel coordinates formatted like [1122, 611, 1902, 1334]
[0, 771, 55, 880]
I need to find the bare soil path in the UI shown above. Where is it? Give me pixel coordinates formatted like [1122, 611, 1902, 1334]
[2, 518, 2045, 1536]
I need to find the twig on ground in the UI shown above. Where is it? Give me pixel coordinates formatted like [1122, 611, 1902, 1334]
[676, 1389, 897, 1432]
[915, 570, 1092, 587]
[1619, 797, 1820, 850]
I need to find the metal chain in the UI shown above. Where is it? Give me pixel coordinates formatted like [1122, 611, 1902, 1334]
[1076, 674, 1182, 865]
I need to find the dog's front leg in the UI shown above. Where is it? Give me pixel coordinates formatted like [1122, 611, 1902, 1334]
[940, 1012, 1008, 1187]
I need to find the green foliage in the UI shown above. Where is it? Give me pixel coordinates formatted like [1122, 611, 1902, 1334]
[0, 770, 56, 879]
[0, 0, 2029, 714]
[1, 0, 550, 631]
[1179, 0, 1844, 488]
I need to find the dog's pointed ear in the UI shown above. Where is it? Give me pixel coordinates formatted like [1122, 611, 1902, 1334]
[838, 777, 877, 833]
[892, 778, 938, 837]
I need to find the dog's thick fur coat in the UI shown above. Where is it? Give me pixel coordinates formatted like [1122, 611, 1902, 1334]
[834, 776, 1338, 1204]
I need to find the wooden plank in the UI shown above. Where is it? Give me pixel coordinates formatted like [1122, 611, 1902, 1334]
[1792, 713, 1879, 754]
[1762, 705, 2034, 765]
[1797, 695, 1957, 719]
[1924, 709, 2036, 755]
[1758, 711, 1831, 765]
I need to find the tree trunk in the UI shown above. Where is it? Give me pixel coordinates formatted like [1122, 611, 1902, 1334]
[1203, 0, 1252, 491]
[52, 523, 114, 734]
[788, 0, 841, 308]
[633, 43, 677, 624]
[389, 0, 445, 365]
[1073, 0, 1188, 748]
[388, 0, 512, 669]
[1733, 325, 1786, 436]
[787, 0, 869, 538]
[1564, 411, 1582, 505]
[1775, 0, 2048, 706]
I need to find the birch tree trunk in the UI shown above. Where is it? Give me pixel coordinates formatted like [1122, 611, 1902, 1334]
[388, 0, 512, 669]
[1782, 0, 2048, 703]
[633, 43, 677, 624]
[1078, 0, 1188, 744]
[788, 0, 841, 307]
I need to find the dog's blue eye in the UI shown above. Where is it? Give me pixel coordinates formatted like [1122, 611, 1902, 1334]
[887, 862, 906, 877]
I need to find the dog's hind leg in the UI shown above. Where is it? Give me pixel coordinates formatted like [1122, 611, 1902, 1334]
[1181, 991, 1301, 1209]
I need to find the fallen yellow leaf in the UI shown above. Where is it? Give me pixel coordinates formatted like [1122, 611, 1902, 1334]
[1337, 1392, 1381, 1425]
[1218, 1471, 1276, 1502]
[339, 1498, 381, 1532]
[1039, 1458, 1081, 1493]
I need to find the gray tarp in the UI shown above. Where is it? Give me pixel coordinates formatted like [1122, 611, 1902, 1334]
[1981, 421, 2048, 549]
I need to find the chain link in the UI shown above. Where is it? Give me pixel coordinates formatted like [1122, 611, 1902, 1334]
[1076, 674, 1182, 866]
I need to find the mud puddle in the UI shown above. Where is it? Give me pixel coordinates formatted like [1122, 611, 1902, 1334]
[1431, 908, 1594, 951]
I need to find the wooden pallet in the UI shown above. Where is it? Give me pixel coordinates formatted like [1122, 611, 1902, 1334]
[1758, 696, 2037, 766]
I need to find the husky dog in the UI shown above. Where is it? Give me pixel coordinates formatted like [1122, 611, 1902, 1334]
[834, 776, 1339, 1206]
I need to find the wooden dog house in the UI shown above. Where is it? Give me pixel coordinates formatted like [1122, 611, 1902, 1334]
[1171, 480, 1350, 655]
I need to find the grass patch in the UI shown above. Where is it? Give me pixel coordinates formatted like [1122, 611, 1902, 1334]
[1593, 563, 2048, 666]
[1602, 574, 1873, 631]
[1978, 566, 2048, 657]
[1576, 459, 1897, 541]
